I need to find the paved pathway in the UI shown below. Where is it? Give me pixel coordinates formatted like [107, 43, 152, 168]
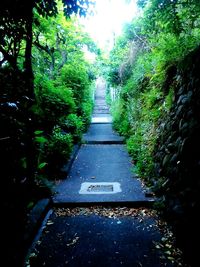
[26, 208, 174, 267]
[52, 77, 153, 205]
[91, 78, 112, 123]
[25, 78, 182, 267]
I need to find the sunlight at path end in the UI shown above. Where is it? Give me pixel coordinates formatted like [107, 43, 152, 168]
[81, 0, 139, 51]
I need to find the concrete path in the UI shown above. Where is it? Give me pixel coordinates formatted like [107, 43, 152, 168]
[52, 77, 153, 205]
[92, 78, 112, 123]
[91, 114, 112, 123]
[26, 208, 174, 267]
[83, 124, 124, 144]
[53, 144, 152, 204]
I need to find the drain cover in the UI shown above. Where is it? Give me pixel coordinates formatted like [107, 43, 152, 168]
[87, 184, 113, 192]
[79, 182, 121, 194]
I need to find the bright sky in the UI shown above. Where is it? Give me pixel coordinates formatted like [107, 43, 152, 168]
[82, 0, 138, 51]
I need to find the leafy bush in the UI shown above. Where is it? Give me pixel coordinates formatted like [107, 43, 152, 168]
[33, 61, 94, 176]
[127, 132, 142, 159]
[45, 126, 73, 172]
[59, 62, 90, 113]
[34, 74, 75, 128]
[111, 99, 130, 136]
[57, 61, 94, 127]
[81, 100, 93, 128]
[60, 114, 83, 142]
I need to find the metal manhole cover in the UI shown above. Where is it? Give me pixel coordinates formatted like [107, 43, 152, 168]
[87, 184, 113, 192]
[79, 182, 121, 194]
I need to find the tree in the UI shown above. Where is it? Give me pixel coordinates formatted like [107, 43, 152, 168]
[0, 0, 94, 183]
[1, 1, 95, 266]
[33, 9, 96, 78]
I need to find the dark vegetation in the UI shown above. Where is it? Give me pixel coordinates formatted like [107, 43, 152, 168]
[0, 0, 97, 265]
[107, 0, 200, 266]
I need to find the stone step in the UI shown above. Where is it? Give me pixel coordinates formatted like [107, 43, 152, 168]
[93, 107, 109, 109]
[95, 99, 107, 101]
[91, 115, 112, 123]
[93, 111, 110, 114]
[95, 101, 107, 104]
[95, 95, 105, 101]
[95, 104, 109, 108]
[93, 109, 110, 112]
[94, 106, 109, 109]
[94, 105, 108, 108]
[83, 124, 124, 144]
[95, 107, 108, 109]
[94, 105, 109, 108]
[94, 103, 107, 105]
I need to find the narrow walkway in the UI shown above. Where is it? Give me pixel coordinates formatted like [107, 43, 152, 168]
[91, 77, 112, 123]
[53, 77, 153, 205]
[25, 78, 180, 267]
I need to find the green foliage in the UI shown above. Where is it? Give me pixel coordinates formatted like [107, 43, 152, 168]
[31, 6, 95, 178]
[81, 100, 94, 127]
[60, 63, 89, 105]
[127, 133, 142, 159]
[31, 7, 95, 177]
[46, 126, 73, 166]
[34, 134, 48, 144]
[61, 114, 84, 142]
[33, 130, 48, 173]
[32, 8, 97, 78]
[108, 0, 200, 183]
[38, 162, 48, 170]
[111, 99, 129, 136]
[34, 74, 75, 127]
[58, 61, 94, 126]
[164, 87, 173, 110]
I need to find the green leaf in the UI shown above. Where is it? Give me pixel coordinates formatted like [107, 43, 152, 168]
[34, 130, 44, 135]
[35, 136, 48, 143]
[38, 162, 48, 170]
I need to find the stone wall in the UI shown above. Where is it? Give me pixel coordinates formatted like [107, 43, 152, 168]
[153, 46, 200, 265]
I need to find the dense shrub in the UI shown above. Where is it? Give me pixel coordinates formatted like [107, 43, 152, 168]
[34, 75, 75, 129]
[60, 113, 84, 142]
[56, 61, 94, 128]
[59, 62, 90, 114]
[45, 126, 73, 171]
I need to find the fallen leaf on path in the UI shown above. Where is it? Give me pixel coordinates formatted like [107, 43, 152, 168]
[55, 207, 157, 219]
[46, 220, 54, 225]
[67, 236, 80, 247]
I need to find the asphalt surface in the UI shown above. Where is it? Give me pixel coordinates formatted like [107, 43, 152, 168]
[53, 144, 152, 204]
[83, 123, 124, 143]
[26, 208, 173, 267]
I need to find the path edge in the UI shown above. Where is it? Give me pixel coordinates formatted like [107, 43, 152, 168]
[60, 143, 81, 175]
[23, 142, 82, 263]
